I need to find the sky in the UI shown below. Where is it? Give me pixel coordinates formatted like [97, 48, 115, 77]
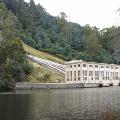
[25, 0, 120, 29]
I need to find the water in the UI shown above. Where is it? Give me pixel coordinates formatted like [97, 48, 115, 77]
[0, 87, 120, 120]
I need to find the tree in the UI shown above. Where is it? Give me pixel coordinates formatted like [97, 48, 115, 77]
[85, 26, 103, 61]
[0, 2, 32, 90]
[109, 27, 120, 64]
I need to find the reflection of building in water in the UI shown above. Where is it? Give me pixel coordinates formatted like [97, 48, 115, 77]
[65, 60, 120, 86]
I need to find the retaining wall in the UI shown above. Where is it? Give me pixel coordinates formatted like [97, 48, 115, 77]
[16, 82, 100, 90]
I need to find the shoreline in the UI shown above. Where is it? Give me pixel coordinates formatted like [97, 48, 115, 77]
[16, 82, 119, 90]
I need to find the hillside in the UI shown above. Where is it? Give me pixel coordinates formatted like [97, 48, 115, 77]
[27, 60, 64, 83]
[4, 0, 120, 64]
[23, 42, 65, 64]
[23, 43, 65, 83]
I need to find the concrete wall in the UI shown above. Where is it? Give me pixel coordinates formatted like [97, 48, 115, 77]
[16, 82, 87, 90]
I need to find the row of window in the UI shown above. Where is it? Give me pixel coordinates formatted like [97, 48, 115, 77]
[67, 71, 119, 78]
[67, 64, 119, 69]
[83, 64, 119, 69]
[67, 77, 80, 81]
[69, 64, 80, 68]
[67, 77, 119, 81]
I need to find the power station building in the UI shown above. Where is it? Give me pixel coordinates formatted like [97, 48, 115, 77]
[65, 60, 120, 86]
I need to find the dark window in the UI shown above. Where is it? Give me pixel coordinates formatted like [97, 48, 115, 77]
[89, 65, 93, 67]
[95, 65, 98, 68]
[74, 71, 76, 76]
[106, 66, 109, 68]
[74, 65, 76, 67]
[115, 67, 118, 69]
[83, 64, 86, 67]
[78, 77, 80, 80]
[78, 70, 80, 76]
[70, 71, 72, 77]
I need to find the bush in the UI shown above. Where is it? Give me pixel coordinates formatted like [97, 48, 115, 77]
[0, 74, 15, 91]
[23, 63, 33, 75]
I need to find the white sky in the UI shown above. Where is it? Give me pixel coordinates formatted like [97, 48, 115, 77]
[25, 0, 120, 28]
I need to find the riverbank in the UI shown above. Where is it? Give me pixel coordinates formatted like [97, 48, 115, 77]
[16, 82, 103, 90]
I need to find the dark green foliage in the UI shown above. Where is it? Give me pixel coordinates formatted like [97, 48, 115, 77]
[3, 0, 120, 64]
[0, 2, 33, 91]
[0, 74, 14, 91]
[22, 64, 33, 75]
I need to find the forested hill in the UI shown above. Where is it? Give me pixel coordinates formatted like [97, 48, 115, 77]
[0, 2, 34, 90]
[3, 0, 120, 64]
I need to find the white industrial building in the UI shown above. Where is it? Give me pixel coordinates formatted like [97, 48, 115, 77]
[65, 60, 120, 86]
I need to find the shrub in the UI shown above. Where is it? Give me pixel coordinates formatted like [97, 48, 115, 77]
[23, 63, 33, 75]
[0, 74, 15, 91]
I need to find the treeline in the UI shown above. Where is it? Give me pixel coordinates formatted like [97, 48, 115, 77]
[0, 2, 32, 91]
[3, 0, 120, 64]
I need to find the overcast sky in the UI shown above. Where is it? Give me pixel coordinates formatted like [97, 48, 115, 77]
[25, 0, 120, 28]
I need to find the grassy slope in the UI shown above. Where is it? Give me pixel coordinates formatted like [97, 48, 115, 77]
[23, 43, 65, 83]
[27, 61, 64, 83]
[23, 42, 65, 64]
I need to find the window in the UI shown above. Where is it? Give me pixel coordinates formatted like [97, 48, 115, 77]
[89, 71, 93, 76]
[67, 78, 69, 81]
[89, 65, 93, 67]
[101, 66, 104, 68]
[70, 65, 72, 68]
[106, 72, 108, 76]
[95, 77, 99, 80]
[95, 65, 98, 68]
[106, 66, 109, 68]
[115, 72, 118, 77]
[83, 77, 87, 80]
[101, 71, 104, 77]
[95, 71, 99, 76]
[108, 72, 109, 77]
[83, 64, 86, 67]
[111, 72, 113, 77]
[74, 65, 76, 67]
[115, 67, 118, 69]
[74, 71, 76, 76]
[67, 71, 69, 77]
[78, 70, 80, 76]
[74, 77, 76, 81]
[111, 66, 113, 69]
[83, 70, 87, 76]
[78, 77, 80, 81]
[71, 78, 72, 81]
[70, 71, 72, 77]
[101, 71, 102, 76]
[91, 77, 93, 80]
[78, 64, 80, 67]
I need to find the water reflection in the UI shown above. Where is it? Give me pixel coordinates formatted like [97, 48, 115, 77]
[0, 87, 120, 120]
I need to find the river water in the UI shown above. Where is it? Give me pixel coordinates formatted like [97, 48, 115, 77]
[0, 87, 120, 120]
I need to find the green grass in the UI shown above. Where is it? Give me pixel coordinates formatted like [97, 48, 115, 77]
[23, 42, 65, 83]
[23, 42, 65, 64]
[27, 61, 64, 83]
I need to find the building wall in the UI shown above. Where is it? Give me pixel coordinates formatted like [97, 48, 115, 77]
[65, 60, 120, 86]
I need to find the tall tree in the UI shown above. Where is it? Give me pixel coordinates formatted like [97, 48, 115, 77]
[0, 2, 32, 90]
[85, 26, 103, 61]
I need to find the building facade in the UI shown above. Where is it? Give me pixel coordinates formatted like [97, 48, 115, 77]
[65, 60, 120, 86]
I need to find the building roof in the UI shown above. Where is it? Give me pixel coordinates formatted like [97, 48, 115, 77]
[65, 60, 82, 64]
[65, 60, 119, 66]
